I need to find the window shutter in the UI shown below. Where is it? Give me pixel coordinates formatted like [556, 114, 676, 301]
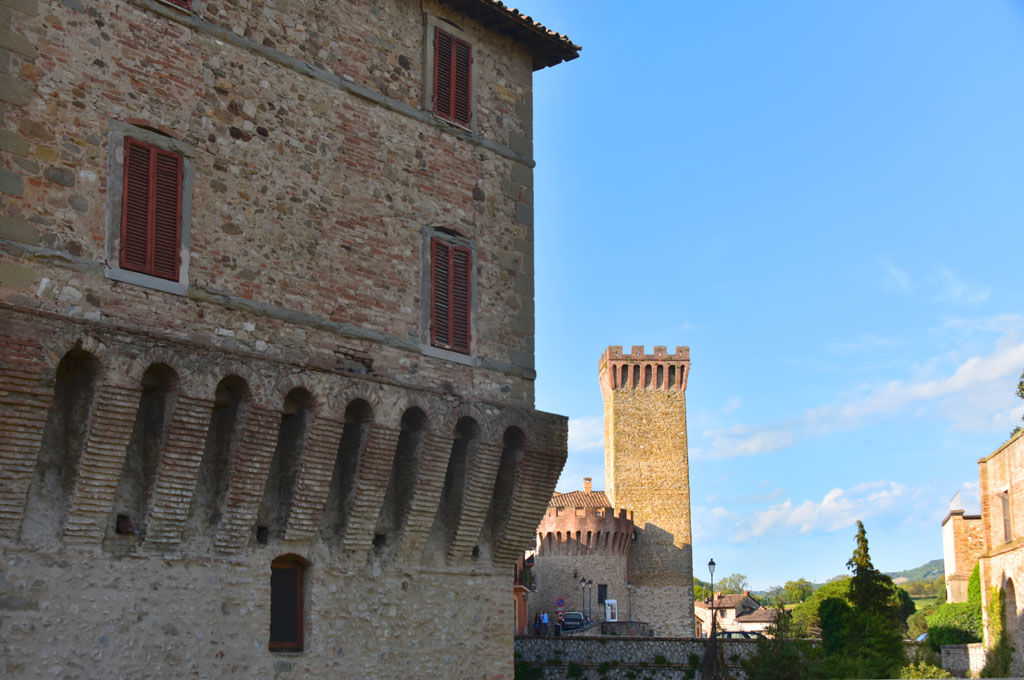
[163, 0, 191, 9]
[453, 39, 472, 125]
[152, 149, 182, 280]
[434, 28, 453, 120]
[121, 139, 152, 274]
[120, 137, 182, 281]
[431, 238, 452, 348]
[431, 238, 472, 354]
[450, 246, 471, 352]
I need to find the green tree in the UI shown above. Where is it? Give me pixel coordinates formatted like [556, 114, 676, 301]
[847, 521, 893, 618]
[926, 563, 981, 648]
[783, 578, 815, 605]
[694, 580, 711, 602]
[717, 573, 749, 594]
[742, 607, 814, 680]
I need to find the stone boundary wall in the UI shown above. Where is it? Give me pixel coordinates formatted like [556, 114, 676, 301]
[515, 636, 754, 679]
[940, 643, 985, 678]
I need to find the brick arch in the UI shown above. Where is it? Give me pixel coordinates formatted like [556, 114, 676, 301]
[477, 425, 525, 562]
[423, 414, 482, 563]
[19, 343, 104, 546]
[193, 360, 263, 404]
[326, 382, 384, 424]
[258, 387, 317, 542]
[272, 375, 323, 414]
[106, 361, 181, 548]
[123, 348, 189, 393]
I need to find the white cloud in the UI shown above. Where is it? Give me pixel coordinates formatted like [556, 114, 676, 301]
[568, 416, 604, 451]
[937, 268, 990, 305]
[880, 259, 912, 293]
[734, 482, 906, 541]
[693, 335, 1024, 460]
[828, 334, 901, 355]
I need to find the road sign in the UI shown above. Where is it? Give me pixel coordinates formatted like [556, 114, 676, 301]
[556, 597, 564, 609]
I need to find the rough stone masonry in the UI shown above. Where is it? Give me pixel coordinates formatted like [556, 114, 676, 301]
[0, 0, 579, 676]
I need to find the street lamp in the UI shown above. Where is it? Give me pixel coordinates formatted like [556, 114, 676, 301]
[627, 581, 633, 622]
[708, 558, 716, 637]
[580, 577, 586, 617]
[701, 557, 724, 680]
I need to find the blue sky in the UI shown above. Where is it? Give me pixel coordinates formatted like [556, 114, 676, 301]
[517, 1, 1024, 590]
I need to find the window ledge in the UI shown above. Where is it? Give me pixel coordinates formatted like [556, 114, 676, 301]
[421, 344, 475, 366]
[106, 266, 187, 296]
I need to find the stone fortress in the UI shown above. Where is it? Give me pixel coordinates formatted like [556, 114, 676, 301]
[942, 429, 1024, 676]
[529, 346, 695, 637]
[0, 0, 579, 676]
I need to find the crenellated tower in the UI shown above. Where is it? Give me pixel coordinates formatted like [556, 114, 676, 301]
[598, 345, 694, 637]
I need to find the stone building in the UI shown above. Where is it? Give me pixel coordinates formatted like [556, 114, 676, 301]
[527, 346, 695, 637]
[529, 477, 634, 625]
[600, 345, 695, 637]
[0, 0, 578, 676]
[943, 430, 1024, 676]
[694, 591, 777, 637]
[941, 492, 984, 602]
[977, 430, 1024, 674]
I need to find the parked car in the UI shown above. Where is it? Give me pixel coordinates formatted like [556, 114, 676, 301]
[561, 612, 586, 631]
[713, 630, 765, 640]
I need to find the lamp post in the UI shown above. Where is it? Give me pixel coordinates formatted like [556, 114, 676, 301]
[708, 558, 716, 637]
[701, 557, 724, 680]
[627, 581, 633, 622]
[580, 577, 586, 618]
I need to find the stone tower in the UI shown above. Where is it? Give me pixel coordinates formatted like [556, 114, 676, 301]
[599, 345, 694, 637]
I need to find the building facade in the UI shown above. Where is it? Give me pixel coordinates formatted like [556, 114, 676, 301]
[0, 0, 577, 676]
[977, 430, 1024, 675]
[528, 477, 634, 626]
[599, 345, 695, 637]
[941, 493, 984, 603]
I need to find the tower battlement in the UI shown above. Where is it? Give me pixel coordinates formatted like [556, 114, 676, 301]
[599, 345, 690, 397]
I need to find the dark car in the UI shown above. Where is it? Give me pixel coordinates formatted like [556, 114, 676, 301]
[713, 630, 765, 640]
[561, 612, 586, 631]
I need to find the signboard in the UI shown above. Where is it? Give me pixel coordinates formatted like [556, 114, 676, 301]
[556, 598, 565, 610]
[605, 599, 618, 622]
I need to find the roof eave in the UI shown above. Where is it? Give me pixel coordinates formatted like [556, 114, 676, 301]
[438, 0, 581, 70]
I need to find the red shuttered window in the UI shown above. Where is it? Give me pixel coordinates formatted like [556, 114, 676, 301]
[121, 137, 182, 281]
[431, 238, 472, 354]
[433, 27, 472, 125]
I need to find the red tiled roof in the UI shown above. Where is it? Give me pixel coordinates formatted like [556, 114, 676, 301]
[736, 608, 779, 623]
[439, 0, 580, 69]
[550, 490, 610, 508]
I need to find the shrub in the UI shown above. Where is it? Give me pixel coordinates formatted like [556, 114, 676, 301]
[926, 602, 981, 647]
[898, 661, 953, 679]
[566, 661, 584, 677]
[514, 661, 544, 680]
[981, 585, 1012, 678]
[653, 654, 669, 665]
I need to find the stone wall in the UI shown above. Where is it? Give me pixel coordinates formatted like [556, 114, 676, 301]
[942, 510, 984, 602]
[515, 636, 753, 680]
[940, 643, 985, 679]
[598, 346, 694, 637]
[0, 0, 577, 675]
[529, 505, 632, 623]
[977, 430, 1024, 676]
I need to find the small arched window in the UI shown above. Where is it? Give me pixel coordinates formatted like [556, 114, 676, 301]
[269, 554, 309, 652]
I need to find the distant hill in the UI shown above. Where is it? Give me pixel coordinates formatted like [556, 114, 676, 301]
[885, 559, 944, 584]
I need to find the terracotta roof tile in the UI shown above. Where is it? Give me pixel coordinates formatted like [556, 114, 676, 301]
[550, 490, 610, 508]
[736, 608, 779, 623]
[439, 0, 581, 69]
